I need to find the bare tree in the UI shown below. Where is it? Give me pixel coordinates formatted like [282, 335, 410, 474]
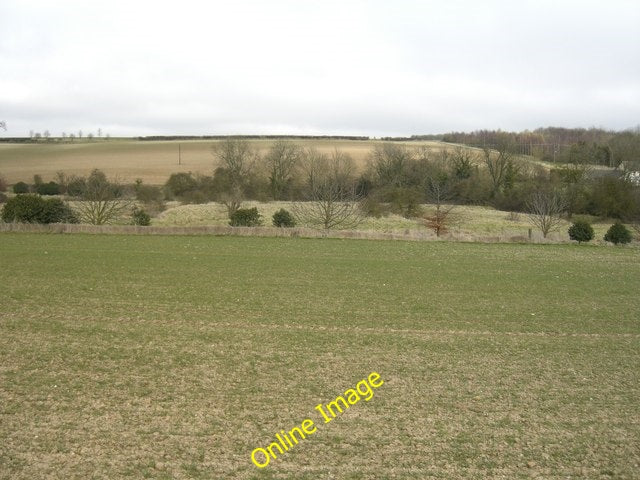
[422, 168, 458, 237]
[74, 169, 130, 225]
[0, 121, 6, 131]
[213, 138, 255, 185]
[292, 149, 363, 229]
[265, 140, 301, 200]
[482, 138, 516, 195]
[212, 138, 257, 216]
[526, 190, 567, 238]
[370, 143, 414, 187]
[482, 148, 511, 194]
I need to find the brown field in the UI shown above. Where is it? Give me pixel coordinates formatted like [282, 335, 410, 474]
[0, 139, 446, 185]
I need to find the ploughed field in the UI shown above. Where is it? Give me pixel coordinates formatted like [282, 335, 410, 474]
[1, 233, 638, 479]
[0, 139, 447, 185]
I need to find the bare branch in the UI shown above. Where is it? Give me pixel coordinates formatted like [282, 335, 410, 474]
[526, 190, 567, 238]
[74, 169, 131, 225]
[293, 149, 364, 229]
[266, 140, 301, 200]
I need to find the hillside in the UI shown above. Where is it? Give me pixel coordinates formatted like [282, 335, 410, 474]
[0, 138, 560, 185]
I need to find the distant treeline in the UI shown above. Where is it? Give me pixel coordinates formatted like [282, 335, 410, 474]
[430, 127, 640, 166]
[0, 137, 38, 143]
[439, 127, 624, 146]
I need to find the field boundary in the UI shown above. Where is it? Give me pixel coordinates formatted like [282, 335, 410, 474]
[0, 222, 572, 244]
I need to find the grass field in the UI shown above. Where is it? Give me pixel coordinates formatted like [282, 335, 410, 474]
[154, 201, 620, 242]
[0, 139, 446, 185]
[1, 233, 639, 479]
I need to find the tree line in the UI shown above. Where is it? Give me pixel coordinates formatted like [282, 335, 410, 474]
[1, 138, 639, 238]
[438, 127, 640, 168]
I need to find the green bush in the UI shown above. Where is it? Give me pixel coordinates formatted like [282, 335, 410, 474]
[604, 222, 632, 245]
[272, 208, 296, 227]
[66, 176, 86, 197]
[0, 175, 7, 192]
[568, 220, 594, 243]
[135, 184, 164, 203]
[13, 181, 29, 194]
[0, 192, 7, 203]
[1, 195, 78, 224]
[35, 181, 61, 196]
[131, 208, 151, 226]
[229, 207, 261, 227]
[165, 172, 198, 198]
[40, 198, 78, 224]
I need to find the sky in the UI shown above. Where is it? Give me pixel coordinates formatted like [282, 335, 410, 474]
[1, 0, 639, 137]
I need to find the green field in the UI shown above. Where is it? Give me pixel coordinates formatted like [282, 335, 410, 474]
[1, 233, 639, 479]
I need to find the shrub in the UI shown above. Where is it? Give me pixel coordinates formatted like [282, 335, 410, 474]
[35, 181, 61, 196]
[359, 194, 389, 218]
[1, 194, 77, 223]
[604, 222, 632, 245]
[229, 207, 261, 227]
[13, 181, 30, 194]
[165, 172, 198, 198]
[568, 220, 594, 243]
[40, 198, 78, 224]
[131, 208, 151, 226]
[272, 208, 296, 227]
[587, 176, 637, 219]
[0, 192, 7, 203]
[135, 183, 164, 203]
[2, 194, 44, 222]
[0, 175, 7, 192]
[66, 176, 87, 197]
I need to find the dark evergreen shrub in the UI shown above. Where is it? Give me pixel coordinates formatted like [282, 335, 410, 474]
[272, 208, 296, 227]
[604, 223, 632, 245]
[36, 181, 61, 195]
[229, 207, 261, 226]
[568, 221, 594, 243]
[2, 194, 44, 222]
[132, 208, 151, 226]
[40, 198, 78, 223]
[13, 181, 29, 194]
[1, 195, 77, 223]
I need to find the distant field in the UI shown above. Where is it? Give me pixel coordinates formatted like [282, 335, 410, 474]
[1, 234, 638, 479]
[0, 139, 446, 184]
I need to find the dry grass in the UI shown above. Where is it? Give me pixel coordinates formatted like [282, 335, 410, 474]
[153, 201, 620, 243]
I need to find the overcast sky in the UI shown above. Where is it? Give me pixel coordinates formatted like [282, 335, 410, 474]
[1, 0, 639, 137]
